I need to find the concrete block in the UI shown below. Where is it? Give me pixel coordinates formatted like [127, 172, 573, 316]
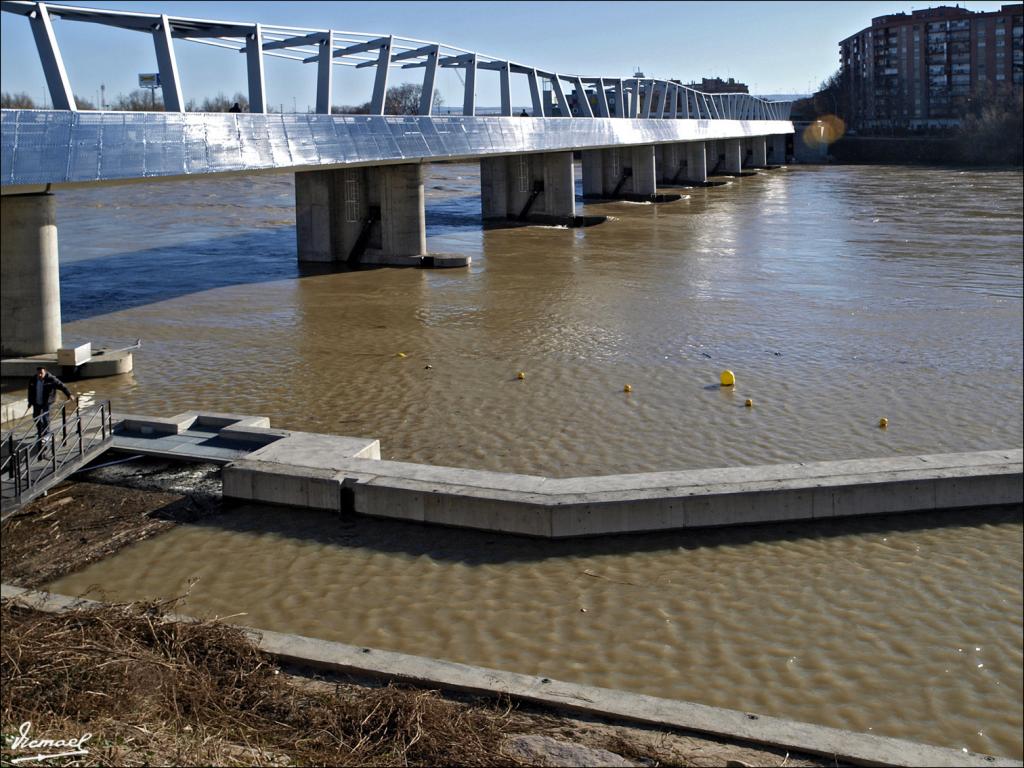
[934, 472, 1023, 508]
[422, 492, 552, 537]
[683, 489, 814, 528]
[225, 460, 342, 511]
[57, 342, 91, 366]
[188, 412, 272, 430]
[218, 424, 289, 446]
[1, 349, 132, 379]
[118, 413, 194, 435]
[550, 499, 685, 537]
[222, 463, 255, 500]
[829, 478, 936, 518]
[247, 432, 382, 469]
[353, 482, 426, 522]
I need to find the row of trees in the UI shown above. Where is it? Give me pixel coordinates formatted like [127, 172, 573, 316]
[2, 89, 249, 112]
[331, 83, 443, 115]
[956, 82, 1023, 164]
[3, 83, 440, 115]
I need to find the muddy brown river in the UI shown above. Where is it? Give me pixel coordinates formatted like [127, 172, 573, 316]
[29, 163, 1024, 758]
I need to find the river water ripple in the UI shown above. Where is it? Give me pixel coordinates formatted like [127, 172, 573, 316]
[30, 163, 1024, 758]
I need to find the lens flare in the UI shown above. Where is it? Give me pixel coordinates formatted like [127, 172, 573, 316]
[802, 114, 846, 147]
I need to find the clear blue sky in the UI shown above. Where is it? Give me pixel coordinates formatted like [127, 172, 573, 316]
[0, 0, 1013, 109]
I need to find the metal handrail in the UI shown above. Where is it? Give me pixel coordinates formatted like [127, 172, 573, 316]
[1, 399, 113, 507]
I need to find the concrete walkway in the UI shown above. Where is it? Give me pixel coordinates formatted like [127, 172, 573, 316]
[2, 584, 1019, 768]
[110, 411, 1023, 538]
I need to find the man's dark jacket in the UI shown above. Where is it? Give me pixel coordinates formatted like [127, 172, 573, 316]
[27, 372, 71, 411]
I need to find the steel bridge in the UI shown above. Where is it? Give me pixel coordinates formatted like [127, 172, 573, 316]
[0, 2, 796, 362]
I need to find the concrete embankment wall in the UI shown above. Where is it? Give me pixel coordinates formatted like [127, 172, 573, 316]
[223, 443, 1022, 538]
[829, 136, 964, 165]
[109, 413, 1023, 539]
[3, 584, 1019, 768]
[826, 135, 1022, 167]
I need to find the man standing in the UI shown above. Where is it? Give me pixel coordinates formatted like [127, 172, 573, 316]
[26, 367, 75, 458]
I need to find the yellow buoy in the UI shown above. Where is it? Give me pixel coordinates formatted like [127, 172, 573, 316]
[745, 398, 753, 407]
[396, 352, 407, 358]
[879, 417, 888, 429]
[517, 371, 526, 380]
[720, 370, 736, 387]
[623, 384, 632, 393]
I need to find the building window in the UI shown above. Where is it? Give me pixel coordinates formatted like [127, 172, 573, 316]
[996, 72, 1006, 80]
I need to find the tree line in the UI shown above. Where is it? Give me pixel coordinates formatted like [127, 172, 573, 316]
[2, 83, 442, 115]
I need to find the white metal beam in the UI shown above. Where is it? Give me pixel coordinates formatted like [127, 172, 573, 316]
[368, 35, 392, 114]
[315, 30, 333, 114]
[152, 14, 183, 112]
[418, 46, 438, 115]
[462, 53, 477, 116]
[28, 2, 75, 110]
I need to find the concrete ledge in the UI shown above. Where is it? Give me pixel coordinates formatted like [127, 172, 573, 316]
[222, 460, 341, 511]
[117, 412, 194, 436]
[187, 412, 271, 430]
[218, 424, 290, 446]
[358, 253, 471, 268]
[1, 349, 133, 379]
[112, 411, 1021, 539]
[2, 584, 1017, 768]
[218, 430, 1022, 537]
[116, 410, 277, 439]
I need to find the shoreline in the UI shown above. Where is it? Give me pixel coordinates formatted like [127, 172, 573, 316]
[4, 582, 1020, 768]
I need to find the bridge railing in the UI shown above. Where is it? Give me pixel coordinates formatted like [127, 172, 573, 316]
[1, 399, 113, 515]
[1, 1, 792, 121]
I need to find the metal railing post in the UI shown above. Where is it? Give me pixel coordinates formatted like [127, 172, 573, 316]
[62, 402, 67, 444]
[77, 412, 84, 458]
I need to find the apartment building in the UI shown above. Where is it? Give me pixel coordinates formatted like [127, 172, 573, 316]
[839, 4, 1023, 131]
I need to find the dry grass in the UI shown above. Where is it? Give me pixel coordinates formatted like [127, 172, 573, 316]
[1, 599, 520, 766]
[1, 481, 207, 589]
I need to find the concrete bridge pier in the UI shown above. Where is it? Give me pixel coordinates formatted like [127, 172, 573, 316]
[480, 152, 579, 226]
[723, 139, 744, 174]
[685, 141, 708, 184]
[295, 165, 466, 267]
[745, 136, 768, 168]
[768, 134, 788, 164]
[654, 144, 683, 185]
[1, 193, 62, 356]
[581, 147, 680, 202]
[630, 146, 657, 197]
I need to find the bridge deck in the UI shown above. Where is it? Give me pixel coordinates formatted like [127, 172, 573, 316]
[1, 110, 793, 192]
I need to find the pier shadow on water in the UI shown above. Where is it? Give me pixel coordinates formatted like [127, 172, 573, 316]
[182, 500, 1022, 566]
[60, 227, 299, 322]
[57, 227, 421, 323]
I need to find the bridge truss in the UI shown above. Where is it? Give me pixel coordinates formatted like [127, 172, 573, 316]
[1, 0, 792, 121]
